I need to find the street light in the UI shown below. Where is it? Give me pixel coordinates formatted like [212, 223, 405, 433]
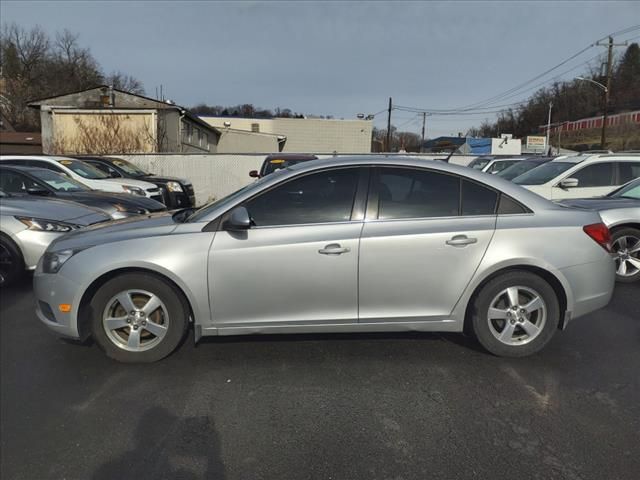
[574, 76, 608, 92]
[575, 76, 610, 148]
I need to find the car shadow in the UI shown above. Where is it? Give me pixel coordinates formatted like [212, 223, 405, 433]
[91, 406, 225, 480]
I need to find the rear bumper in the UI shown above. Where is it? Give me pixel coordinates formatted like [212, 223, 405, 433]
[561, 254, 616, 321]
[33, 267, 82, 339]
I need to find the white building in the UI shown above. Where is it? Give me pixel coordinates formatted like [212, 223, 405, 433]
[200, 116, 373, 154]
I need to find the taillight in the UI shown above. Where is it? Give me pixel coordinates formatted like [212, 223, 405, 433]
[583, 223, 611, 252]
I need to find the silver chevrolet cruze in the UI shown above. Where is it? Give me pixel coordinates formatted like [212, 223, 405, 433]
[34, 157, 616, 362]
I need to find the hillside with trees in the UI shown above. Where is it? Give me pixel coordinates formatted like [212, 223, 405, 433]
[0, 23, 144, 131]
[468, 43, 640, 150]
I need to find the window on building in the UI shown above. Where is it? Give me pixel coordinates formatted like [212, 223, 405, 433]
[251, 123, 260, 133]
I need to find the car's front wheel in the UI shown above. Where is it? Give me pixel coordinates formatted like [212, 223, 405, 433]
[611, 227, 640, 283]
[470, 271, 560, 357]
[90, 272, 189, 362]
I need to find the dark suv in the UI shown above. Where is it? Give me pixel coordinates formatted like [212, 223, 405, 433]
[76, 156, 196, 208]
[250, 154, 319, 178]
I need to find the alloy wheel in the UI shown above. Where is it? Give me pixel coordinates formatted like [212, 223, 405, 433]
[612, 235, 640, 278]
[487, 286, 547, 346]
[102, 289, 170, 352]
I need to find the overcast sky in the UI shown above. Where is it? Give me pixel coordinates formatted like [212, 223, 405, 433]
[2, 1, 639, 137]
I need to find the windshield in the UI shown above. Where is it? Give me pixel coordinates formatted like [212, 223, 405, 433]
[608, 179, 640, 199]
[57, 159, 110, 179]
[30, 169, 90, 192]
[111, 158, 149, 177]
[513, 162, 575, 185]
[187, 171, 283, 222]
[468, 157, 492, 170]
[497, 160, 544, 180]
[262, 158, 312, 175]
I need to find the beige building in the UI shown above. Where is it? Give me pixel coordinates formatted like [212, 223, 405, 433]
[200, 116, 373, 154]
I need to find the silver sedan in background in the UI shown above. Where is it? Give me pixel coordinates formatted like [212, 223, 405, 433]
[33, 157, 615, 363]
[561, 178, 640, 283]
[0, 190, 110, 286]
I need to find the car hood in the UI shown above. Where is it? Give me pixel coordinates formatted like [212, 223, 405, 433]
[0, 196, 110, 225]
[558, 197, 640, 210]
[48, 211, 178, 251]
[140, 174, 191, 185]
[99, 178, 158, 189]
[65, 191, 167, 212]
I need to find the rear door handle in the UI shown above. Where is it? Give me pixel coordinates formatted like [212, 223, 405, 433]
[318, 243, 351, 255]
[446, 235, 477, 247]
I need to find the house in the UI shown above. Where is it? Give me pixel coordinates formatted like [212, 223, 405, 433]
[200, 116, 373, 154]
[27, 86, 282, 155]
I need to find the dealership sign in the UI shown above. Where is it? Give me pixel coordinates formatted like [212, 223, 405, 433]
[526, 136, 547, 149]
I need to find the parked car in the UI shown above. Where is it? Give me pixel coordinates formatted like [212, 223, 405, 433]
[0, 190, 110, 286]
[34, 156, 615, 363]
[76, 156, 196, 208]
[513, 154, 640, 199]
[474, 157, 526, 175]
[466, 156, 497, 170]
[0, 165, 167, 219]
[249, 153, 318, 178]
[559, 178, 640, 283]
[497, 157, 554, 181]
[0, 155, 163, 201]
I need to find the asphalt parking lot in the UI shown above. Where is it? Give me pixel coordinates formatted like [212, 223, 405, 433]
[1, 278, 638, 480]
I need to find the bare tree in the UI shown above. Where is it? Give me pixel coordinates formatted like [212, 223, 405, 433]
[104, 71, 145, 95]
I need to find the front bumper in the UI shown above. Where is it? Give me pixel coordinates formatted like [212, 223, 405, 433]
[33, 267, 82, 339]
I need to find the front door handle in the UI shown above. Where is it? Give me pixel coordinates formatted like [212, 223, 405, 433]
[446, 235, 478, 247]
[318, 243, 351, 255]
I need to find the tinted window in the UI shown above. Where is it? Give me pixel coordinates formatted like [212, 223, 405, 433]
[617, 162, 640, 184]
[461, 180, 498, 215]
[497, 195, 528, 214]
[57, 159, 109, 179]
[87, 161, 118, 176]
[245, 168, 359, 226]
[488, 160, 518, 174]
[497, 160, 544, 180]
[572, 162, 614, 187]
[112, 158, 148, 176]
[513, 162, 575, 185]
[0, 171, 40, 193]
[377, 168, 459, 219]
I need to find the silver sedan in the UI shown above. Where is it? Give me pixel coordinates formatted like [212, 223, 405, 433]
[33, 157, 615, 362]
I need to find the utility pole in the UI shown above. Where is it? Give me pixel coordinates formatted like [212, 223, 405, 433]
[545, 102, 553, 155]
[386, 97, 392, 152]
[596, 36, 627, 148]
[420, 112, 426, 153]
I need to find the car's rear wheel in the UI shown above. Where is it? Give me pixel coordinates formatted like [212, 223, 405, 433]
[611, 227, 640, 283]
[0, 236, 24, 288]
[470, 271, 560, 357]
[90, 273, 189, 362]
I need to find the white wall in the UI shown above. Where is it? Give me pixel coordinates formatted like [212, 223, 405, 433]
[121, 153, 478, 206]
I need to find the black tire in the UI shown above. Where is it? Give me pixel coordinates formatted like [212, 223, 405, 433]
[90, 272, 189, 363]
[0, 235, 25, 288]
[611, 227, 640, 283]
[470, 271, 560, 357]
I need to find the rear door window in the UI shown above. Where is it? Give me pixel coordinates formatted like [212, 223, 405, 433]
[617, 162, 640, 185]
[461, 180, 498, 215]
[376, 168, 460, 219]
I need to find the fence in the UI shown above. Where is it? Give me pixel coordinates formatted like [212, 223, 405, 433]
[119, 153, 479, 205]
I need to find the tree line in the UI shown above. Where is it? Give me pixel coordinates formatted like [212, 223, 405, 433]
[467, 43, 640, 141]
[0, 23, 144, 131]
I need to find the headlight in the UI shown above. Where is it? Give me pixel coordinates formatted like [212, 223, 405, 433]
[122, 185, 145, 196]
[16, 217, 75, 232]
[166, 181, 183, 193]
[42, 247, 83, 273]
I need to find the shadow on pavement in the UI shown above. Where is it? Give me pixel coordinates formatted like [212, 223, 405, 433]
[91, 406, 225, 480]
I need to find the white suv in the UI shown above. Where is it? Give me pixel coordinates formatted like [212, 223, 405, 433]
[0, 156, 162, 201]
[513, 154, 640, 200]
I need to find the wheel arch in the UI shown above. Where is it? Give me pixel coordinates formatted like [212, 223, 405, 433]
[609, 222, 640, 232]
[463, 265, 569, 333]
[77, 267, 195, 341]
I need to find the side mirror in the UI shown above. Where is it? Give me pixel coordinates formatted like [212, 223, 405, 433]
[225, 206, 252, 230]
[26, 187, 50, 196]
[559, 178, 579, 189]
[249, 170, 260, 178]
